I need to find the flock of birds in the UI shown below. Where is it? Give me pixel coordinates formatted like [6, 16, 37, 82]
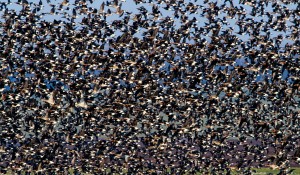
[0, 0, 300, 174]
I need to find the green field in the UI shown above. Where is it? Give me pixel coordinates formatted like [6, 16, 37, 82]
[234, 168, 300, 175]
[197, 168, 300, 175]
[81, 167, 300, 175]
[3, 167, 300, 174]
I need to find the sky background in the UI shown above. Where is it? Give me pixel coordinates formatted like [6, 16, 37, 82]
[1, 0, 299, 83]
[1, 0, 297, 46]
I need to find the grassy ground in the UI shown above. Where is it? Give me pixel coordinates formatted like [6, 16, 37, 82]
[3, 168, 300, 174]
[94, 168, 299, 174]
[204, 168, 300, 175]
[235, 168, 300, 175]
[195, 168, 300, 175]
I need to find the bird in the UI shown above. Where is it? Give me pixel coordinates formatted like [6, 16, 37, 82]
[42, 91, 56, 106]
[0, 0, 299, 174]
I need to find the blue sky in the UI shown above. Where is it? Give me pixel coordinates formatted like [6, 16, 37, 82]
[1, 0, 297, 46]
[1, 0, 299, 85]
